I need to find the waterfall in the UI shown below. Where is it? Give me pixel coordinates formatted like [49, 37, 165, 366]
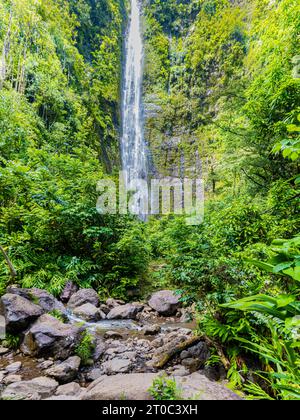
[121, 0, 148, 217]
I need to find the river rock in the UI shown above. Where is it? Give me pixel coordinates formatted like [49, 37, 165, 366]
[99, 304, 110, 314]
[106, 303, 143, 320]
[5, 361, 22, 373]
[60, 282, 78, 303]
[86, 368, 103, 382]
[104, 331, 124, 340]
[1, 377, 58, 400]
[45, 356, 81, 383]
[93, 339, 106, 361]
[6, 287, 65, 313]
[167, 365, 189, 377]
[181, 358, 202, 371]
[38, 360, 54, 370]
[55, 382, 82, 396]
[68, 289, 99, 309]
[143, 324, 161, 336]
[82, 373, 159, 400]
[73, 303, 103, 322]
[177, 372, 241, 400]
[106, 298, 125, 309]
[101, 358, 132, 374]
[21, 314, 81, 360]
[148, 290, 181, 316]
[0, 293, 43, 333]
[180, 341, 210, 366]
[0, 346, 10, 355]
[0, 372, 5, 383]
[3, 374, 22, 385]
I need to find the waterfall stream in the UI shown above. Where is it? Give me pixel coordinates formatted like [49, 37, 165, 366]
[121, 0, 148, 217]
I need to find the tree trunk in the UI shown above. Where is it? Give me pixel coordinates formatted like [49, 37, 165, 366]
[0, 245, 17, 279]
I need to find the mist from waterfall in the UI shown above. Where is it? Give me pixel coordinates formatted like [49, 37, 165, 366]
[121, 0, 148, 217]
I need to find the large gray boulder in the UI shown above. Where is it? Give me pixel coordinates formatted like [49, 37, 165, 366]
[21, 314, 81, 360]
[0, 293, 43, 333]
[106, 303, 143, 320]
[177, 372, 242, 400]
[1, 377, 58, 400]
[6, 287, 65, 313]
[67, 289, 99, 309]
[45, 356, 81, 383]
[73, 303, 104, 322]
[148, 290, 181, 316]
[55, 382, 83, 397]
[82, 373, 159, 400]
[81, 372, 241, 401]
[101, 358, 132, 375]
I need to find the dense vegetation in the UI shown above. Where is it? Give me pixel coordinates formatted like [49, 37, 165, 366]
[0, 0, 299, 400]
[143, 0, 300, 400]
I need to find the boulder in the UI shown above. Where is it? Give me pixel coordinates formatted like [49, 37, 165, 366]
[3, 374, 22, 385]
[68, 289, 99, 309]
[86, 368, 103, 382]
[6, 287, 65, 313]
[180, 341, 210, 367]
[38, 360, 54, 370]
[82, 372, 241, 401]
[143, 324, 161, 336]
[106, 304, 143, 320]
[60, 282, 78, 303]
[5, 361, 22, 374]
[181, 358, 201, 371]
[21, 314, 81, 360]
[82, 373, 159, 400]
[101, 358, 132, 374]
[55, 382, 82, 396]
[1, 377, 58, 400]
[0, 293, 43, 333]
[167, 365, 189, 377]
[45, 356, 81, 383]
[148, 290, 181, 316]
[177, 372, 242, 400]
[0, 346, 9, 355]
[0, 371, 5, 382]
[99, 304, 110, 314]
[106, 298, 125, 309]
[92, 339, 106, 361]
[73, 303, 103, 322]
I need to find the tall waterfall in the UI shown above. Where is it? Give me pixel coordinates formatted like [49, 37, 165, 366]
[121, 0, 148, 217]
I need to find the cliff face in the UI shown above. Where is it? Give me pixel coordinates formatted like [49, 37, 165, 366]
[142, 0, 300, 196]
[142, 0, 248, 189]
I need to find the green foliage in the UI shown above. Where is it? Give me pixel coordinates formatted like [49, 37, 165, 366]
[48, 310, 67, 323]
[1, 333, 20, 349]
[0, 0, 151, 298]
[75, 330, 95, 365]
[149, 375, 182, 401]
